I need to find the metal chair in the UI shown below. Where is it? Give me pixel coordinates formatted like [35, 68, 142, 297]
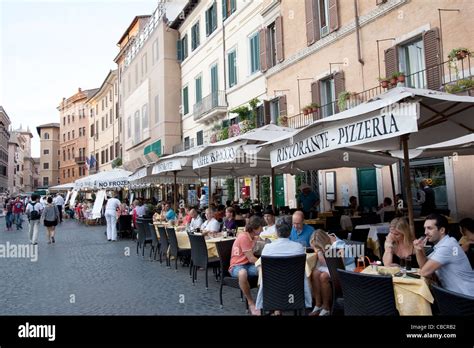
[260, 254, 307, 315]
[431, 284, 474, 315]
[337, 269, 399, 315]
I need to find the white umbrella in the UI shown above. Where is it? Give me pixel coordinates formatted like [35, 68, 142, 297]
[74, 168, 132, 190]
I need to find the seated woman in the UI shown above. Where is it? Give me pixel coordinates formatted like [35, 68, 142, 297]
[383, 217, 418, 268]
[459, 218, 474, 253]
[309, 229, 356, 316]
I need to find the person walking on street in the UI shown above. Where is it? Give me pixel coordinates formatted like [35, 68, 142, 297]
[42, 196, 60, 244]
[25, 194, 43, 245]
[105, 193, 121, 241]
[5, 198, 13, 231]
[12, 197, 24, 230]
[54, 194, 64, 223]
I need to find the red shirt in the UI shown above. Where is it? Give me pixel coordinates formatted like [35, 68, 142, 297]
[12, 201, 24, 214]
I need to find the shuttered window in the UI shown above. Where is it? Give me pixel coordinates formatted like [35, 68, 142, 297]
[206, 2, 217, 36]
[249, 32, 260, 74]
[228, 50, 237, 87]
[306, 0, 337, 44]
[191, 21, 200, 51]
[222, 0, 236, 20]
[275, 16, 284, 63]
[182, 86, 189, 115]
[278, 95, 287, 120]
[423, 28, 441, 90]
[195, 75, 202, 103]
[259, 28, 268, 72]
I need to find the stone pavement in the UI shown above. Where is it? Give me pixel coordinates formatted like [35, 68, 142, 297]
[0, 217, 254, 315]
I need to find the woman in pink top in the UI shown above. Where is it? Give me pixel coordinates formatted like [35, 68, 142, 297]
[229, 216, 263, 315]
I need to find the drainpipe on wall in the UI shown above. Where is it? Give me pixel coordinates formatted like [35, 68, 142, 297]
[354, 0, 365, 89]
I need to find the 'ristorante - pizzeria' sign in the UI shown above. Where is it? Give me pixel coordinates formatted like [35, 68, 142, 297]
[270, 103, 419, 167]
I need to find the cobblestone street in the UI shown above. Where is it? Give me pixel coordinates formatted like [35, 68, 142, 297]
[0, 218, 251, 315]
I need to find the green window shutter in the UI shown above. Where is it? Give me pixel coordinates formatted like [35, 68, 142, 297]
[228, 51, 237, 87]
[206, 10, 210, 36]
[212, 3, 217, 31]
[195, 77, 202, 103]
[222, 0, 227, 20]
[231, 0, 236, 14]
[183, 87, 189, 115]
[177, 40, 182, 61]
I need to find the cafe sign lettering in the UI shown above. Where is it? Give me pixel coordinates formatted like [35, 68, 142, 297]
[96, 180, 129, 188]
[271, 103, 419, 167]
[152, 159, 182, 174]
[193, 142, 244, 169]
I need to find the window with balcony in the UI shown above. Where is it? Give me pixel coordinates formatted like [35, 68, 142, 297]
[191, 21, 200, 51]
[222, 0, 236, 20]
[206, 2, 217, 36]
[249, 32, 260, 74]
[183, 86, 189, 115]
[228, 49, 237, 87]
[399, 38, 425, 88]
[195, 75, 202, 104]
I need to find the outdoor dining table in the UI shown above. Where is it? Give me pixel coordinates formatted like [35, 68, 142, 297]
[174, 231, 235, 258]
[362, 266, 434, 315]
[353, 223, 390, 258]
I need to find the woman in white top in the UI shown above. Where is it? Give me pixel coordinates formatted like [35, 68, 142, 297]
[201, 207, 221, 238]
[105, 193, 121, 241]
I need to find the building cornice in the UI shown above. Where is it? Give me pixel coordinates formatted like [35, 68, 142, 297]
[265, 0, 408, 79]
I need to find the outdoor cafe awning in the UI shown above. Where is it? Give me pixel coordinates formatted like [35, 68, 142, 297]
[74, 168, 132, 190]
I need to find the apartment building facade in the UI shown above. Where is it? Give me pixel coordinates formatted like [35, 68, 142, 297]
[58, 88, 98, 184]
[7, 127, 33, 194]
[261, 0, 474, 219]
[86, 70, 120, 173]
[37, 123, 60, 188]
[0, 107, 11, 193]
[116, 10, 182, 173]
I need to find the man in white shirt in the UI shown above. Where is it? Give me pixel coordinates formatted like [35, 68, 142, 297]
[104, 194, 121, 241]
[25, 194, 43, 245]
[414, 213, 474, 297]
[260, 208, 276, 238]
[255, 217, 312, 313]
[54, 194, 65, 223]
[188, 209, 203, 231]
[201, 207, 221, 237]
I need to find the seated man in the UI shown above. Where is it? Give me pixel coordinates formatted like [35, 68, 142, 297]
[255, 217, 312, 313]
[163, 202, 176, 222]
[376, 197, 395, 222]
[260, 208, 276, 239]
[413, 213, 474, 296]
[289, 210, 314, 247]
[187, 208, 203, 231]
[229, 216, 263, 315]
[201, 207, 221, 237]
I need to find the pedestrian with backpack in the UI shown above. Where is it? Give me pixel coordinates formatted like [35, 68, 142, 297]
[25, 194, 43, 245]
[41, 196, 60, 244]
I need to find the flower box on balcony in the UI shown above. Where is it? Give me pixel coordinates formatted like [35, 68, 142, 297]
[229, 124, 240, 137]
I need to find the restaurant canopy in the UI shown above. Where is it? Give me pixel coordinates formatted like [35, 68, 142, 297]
[48, 182, 74, 191]
[74, 168, 132, 190]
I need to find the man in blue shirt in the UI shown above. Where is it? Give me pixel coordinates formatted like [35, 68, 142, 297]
[164, 202, 177, 222]
[289, 210, 314, 247]
[298, 184, 320, 219]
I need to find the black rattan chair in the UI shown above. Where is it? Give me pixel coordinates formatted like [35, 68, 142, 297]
[383, 211, 396, 223]
[324, 254, 346, 315]
[167, 227, 191, 270]
[188, 234, 220, 289]
[157, 226, 170, 267]
[260, 254, 307, 315]
[337, 269, 399, 315]
[136, 218, 152, 258]
[351, 228, 370, 243]
[326, 216, 341, 233]
[117, 215, 133, 239]
[431, 283, 474, 315]
[148, 223, 160, 261]
[377, 232, 388, 260]
[215, 239, 257, 310]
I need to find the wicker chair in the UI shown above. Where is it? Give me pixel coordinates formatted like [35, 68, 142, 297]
[337, 269, 399, 315]
[167, 227, 191, 270]
[136, 218, 152, 258]
[324, 254, 346, 315]
[431, 284, 474, 315]
[157, 226, 170, 267]
[260, 254, 307, 315]
[148, 223, 160, 261]
[188, 234, 220, 289]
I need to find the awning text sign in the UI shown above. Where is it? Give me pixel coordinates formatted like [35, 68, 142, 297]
[193, 142, 245, 169]
[271, 103, 419, 167]
[152, 159, 183, 174]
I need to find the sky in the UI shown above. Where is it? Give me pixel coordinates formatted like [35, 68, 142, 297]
[0, 0, 186, 157]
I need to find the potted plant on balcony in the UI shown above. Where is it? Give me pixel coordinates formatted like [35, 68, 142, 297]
[448, 48, 472, 61]
[337, 91, 351, 111]
[229, 123, 240, 137]
[445, 78, 474, 94]
[220, 126, 229, 141]
[378, 77, 390, 88]
[278, 115, 288, 127]
[302, 106, 310, 115]
[392, 71, 405, 84]
[310, 103, 320, 113]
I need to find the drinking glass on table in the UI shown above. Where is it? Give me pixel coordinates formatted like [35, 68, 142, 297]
[400, 257, 407, 277]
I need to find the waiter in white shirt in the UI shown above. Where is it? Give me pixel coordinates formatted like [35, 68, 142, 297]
[104, 193, 121, 241]
[54, 194, 65, 223]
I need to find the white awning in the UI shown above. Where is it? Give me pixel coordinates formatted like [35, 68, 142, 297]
[74, 168, 132, 190]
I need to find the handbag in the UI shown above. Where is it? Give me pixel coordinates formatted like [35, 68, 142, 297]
[354, 256, 372, 273]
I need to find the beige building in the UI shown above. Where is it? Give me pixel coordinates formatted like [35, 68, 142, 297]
[58, 88, 98, 184]
[36, 123, 60, 188]
[262, 0, 474, 219]
[86, 70, 120, 173]
[7, 127, 34, 194]
[116, 10, 182, 172]
[0, 106, 11, 193]
[33, 158, 40, 190]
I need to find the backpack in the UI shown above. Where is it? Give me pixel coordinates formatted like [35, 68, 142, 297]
[30, 202, 40, 220]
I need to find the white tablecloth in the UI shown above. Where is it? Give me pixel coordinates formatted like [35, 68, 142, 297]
[354, 223, 390, 242]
